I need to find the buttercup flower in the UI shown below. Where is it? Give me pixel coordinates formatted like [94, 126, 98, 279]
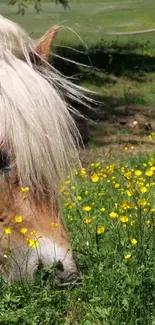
[122, 201, 130, 210]
[137, 198, 148, 206]
[30, 230, 36, 236]
[124, 171, 132, 180]
[91, 173, 99, 182]
[83, 206, 92, 212]
[5, 227, 12, 234]
[115, 183, 120, 189]
[130, 238, 137, 245]
[124, 253, 131, 260]
[20, 228, 28, 235]
[14, 215, 23, 223]
[109, 212, 118, 219]
[27, 238, 39, 248]
[83, 217, 92, 224]
[139, 186, 147, 193]
[135, 170, 142, 176]
[97, 226, 105, 234]
[145, 169, 153, 177]
[51, 222, 58, 228]
[66, 179, 71, 185]
[120, 216, 129, 223]
[21, 187, 29, 193]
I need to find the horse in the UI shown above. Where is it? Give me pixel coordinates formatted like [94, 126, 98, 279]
[0, 15, 87, 282]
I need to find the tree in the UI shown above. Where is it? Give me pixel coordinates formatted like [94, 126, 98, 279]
[9, 0, 70, 15]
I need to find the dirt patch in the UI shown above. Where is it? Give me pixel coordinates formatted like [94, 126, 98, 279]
[79, 105, 155, 165]
[89, 104, 155, 138]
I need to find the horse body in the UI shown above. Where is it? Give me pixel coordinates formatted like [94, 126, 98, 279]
[0, 15, 84, 282]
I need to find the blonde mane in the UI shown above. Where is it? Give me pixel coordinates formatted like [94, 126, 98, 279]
[0, 15, 85, 197]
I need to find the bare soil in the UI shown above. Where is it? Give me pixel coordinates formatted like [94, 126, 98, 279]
[79, 105, 155, 165]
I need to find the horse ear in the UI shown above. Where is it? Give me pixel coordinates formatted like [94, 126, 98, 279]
[36, 26, 60, 62]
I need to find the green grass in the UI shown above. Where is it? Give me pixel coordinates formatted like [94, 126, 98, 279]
[2, 152, 155, 324]
[81, 72, 155, 107]
[1, 0, 155, 49]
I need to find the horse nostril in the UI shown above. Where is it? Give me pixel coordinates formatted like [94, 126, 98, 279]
[56, 261, 64, 272]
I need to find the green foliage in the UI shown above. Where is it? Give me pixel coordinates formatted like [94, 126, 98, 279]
[9, 0, 69, 14]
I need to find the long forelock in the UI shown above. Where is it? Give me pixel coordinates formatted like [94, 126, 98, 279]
[0, 15, 85, 198]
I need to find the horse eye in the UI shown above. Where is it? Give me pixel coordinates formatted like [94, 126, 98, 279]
[0, 151, 10, 173]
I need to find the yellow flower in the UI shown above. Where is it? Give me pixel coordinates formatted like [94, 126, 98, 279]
[124, 253, 131, 260]
[20, 228, 28, 235]
[145, 169, 153, 177]
[91, 173, 99, 183]
[5, 227, 12, 234]
[139, 186, 147, 193]
[83, 206, 92, 212]
[27, 238, 39, 248]
[64, 191, 70, 196]
[126, 190, 132, 197]
[77, 196, 82, 201]
[51, 222, 58, 228]
[135, 170, 142, 176]
[97, 226, 105, 234]
[100, 207, 105, 212]
[65, 202, 74, 209]
[60, 186, 65, 193]
[66, 179, 71, 185]
[115, 183, 120, 189]
[80, 168, 87, 177]
[30, 230, 36, 236]
[14, 215, 23, 223]
[83, 217, 92, 224]
[130, 238, 137, 245]
[146, 220, 151, 226]
[137, 198, 148, 206]
[21, 187, 29, 193]
[95, 162, 100, 168]
[120, 216, 129, 223]
[121, 201, 130, 210]
[109, 212, 118, 219]
[124, 171, 132, 180]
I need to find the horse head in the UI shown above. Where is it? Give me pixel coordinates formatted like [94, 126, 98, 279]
[0, 15, 85, 282]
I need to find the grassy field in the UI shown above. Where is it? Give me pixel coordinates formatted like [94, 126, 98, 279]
[1, 1, 155, 324]
[1, 0, 155, 48]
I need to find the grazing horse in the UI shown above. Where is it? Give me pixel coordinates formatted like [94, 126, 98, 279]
[0, 15, 85, 282]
